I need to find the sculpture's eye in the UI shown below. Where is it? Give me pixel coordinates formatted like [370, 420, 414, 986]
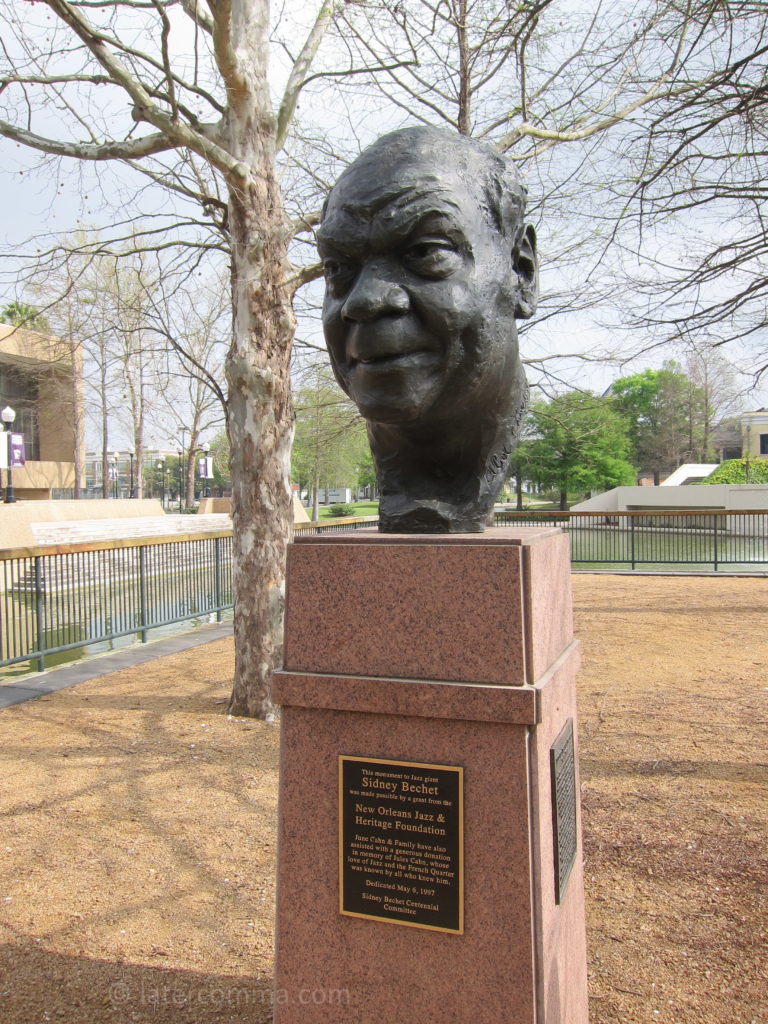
[402, 238, 462, 278]
[323, 257, 356, 296]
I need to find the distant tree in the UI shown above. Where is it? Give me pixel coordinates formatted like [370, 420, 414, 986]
[0, 302, 50, 332]
[611, 364, 708, 482]
[208, 430, 232, 496]
[684, 348, 743, 462]
[355, 451, 377, 501]
[291, 357, 368, 520]
[149, 274, 228, 507]
[523, 392, 636, 510]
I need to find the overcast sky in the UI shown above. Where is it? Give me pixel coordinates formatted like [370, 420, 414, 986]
[1, 0, 765, 453]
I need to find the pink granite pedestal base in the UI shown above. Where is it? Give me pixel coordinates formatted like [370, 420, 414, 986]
[272, 528, 588, 1024]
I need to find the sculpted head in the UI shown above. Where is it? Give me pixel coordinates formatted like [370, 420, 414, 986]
[317, 126, 538, 532]
[317, 126, 537, 427]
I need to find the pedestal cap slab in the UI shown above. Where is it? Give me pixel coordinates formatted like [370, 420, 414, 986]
[285, 526, 572, 686]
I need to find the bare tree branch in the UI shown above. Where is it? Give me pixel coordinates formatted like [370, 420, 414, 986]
[276, 0, 336, 151]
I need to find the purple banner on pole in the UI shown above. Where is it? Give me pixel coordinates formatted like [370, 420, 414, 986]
[10, 434, 25, 469]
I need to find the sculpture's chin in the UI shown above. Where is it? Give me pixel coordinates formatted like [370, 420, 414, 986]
[349, 388, 436, 426]
[378, 498, 488, 535]
[345, 358, 447, 424]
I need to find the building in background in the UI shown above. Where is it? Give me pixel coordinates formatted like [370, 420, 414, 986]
[0, 325, 83, 500]
[740, 409, 768, 460]
[713, 410, 768, 464]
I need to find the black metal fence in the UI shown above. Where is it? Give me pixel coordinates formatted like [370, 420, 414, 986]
[1, 532, 233, 674]
[493, 509, 768, 570]
[3, 510, 766, 676]
[293, 515, 379, 535]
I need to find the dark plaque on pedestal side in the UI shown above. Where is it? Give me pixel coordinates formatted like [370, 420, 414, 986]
[339, 756, 463, 933]
[550, 719, 578, 904]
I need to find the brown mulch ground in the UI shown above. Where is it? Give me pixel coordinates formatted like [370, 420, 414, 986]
[0, 574, 765, 1024]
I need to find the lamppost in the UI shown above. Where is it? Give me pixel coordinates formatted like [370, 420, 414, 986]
[128, 450, 135, 498]
[202, 442, 211, 498]
[157, 457, 166, 508]
[193, 443, 212, 500]
[177, 449, 183, 513]
[745, 424, 752, 483]
[1, 405, 16, 504]
[110, 453, 119, 499]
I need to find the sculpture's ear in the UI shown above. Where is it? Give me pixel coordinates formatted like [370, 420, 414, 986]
[513, 224, 538, 319]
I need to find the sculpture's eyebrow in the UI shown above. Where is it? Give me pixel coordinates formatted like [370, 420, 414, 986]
[317, 183, 469, 255]
[371, 195, 467, 247]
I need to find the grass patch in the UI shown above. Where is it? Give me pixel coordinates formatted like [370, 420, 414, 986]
[316, 501, 379, 519]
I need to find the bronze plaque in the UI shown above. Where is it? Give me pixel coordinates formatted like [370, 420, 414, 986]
[550, 719, 578, 904]
[339, 756, 464, 933]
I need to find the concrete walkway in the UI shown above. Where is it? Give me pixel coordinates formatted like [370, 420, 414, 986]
[0, 621, 234, 710]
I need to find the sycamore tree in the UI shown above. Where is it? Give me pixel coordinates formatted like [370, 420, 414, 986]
[523, 392, 636, 510]
[4, 0, 766, 720]
[0, 0, 351, 719]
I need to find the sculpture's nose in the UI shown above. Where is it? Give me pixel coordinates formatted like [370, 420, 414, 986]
[341, 262, 409, 322]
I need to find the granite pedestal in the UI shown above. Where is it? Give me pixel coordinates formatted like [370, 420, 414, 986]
[272, 527, 588, 1023]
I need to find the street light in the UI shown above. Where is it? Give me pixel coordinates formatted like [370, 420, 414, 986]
[128, 450, 135, 498]
[1, 405, 16, 504]
[203, 442, 211, 498]
[157, 457, 166, 509]
[194, 442, 212, 499]
[110, 453, 119, 499]
[178, 449, 183, 513]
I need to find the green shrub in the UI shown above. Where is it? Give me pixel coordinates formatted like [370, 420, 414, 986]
[702, 458, 768, 485]
[328, 502, 356, 517]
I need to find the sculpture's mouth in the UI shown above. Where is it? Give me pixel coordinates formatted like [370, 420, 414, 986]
[351, 350, 436, 369]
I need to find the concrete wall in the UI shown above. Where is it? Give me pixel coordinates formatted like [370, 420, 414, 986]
[198, 495, 311, 523]
[572, 484, 768, 513]
[0, 499, 164, 550]
[8, 461, 77, 501]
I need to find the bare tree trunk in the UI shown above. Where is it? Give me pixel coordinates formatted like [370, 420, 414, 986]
[312, 468, 320, 522]
[101, 384, 110, 499]
[185, 447, 195, 507]
[186, 420, 204, 505]
[226, 150, 295, 720]
[456, 0, 470, 135]
[71, 344, 85, 499]
[135, 436, 144, 499]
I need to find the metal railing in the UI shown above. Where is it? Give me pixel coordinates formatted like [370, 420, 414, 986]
[493, 509, 768, 570]
[3, 509, 766, 676]
[299, 508, 768, 570]
[1, 532, 233, 674]
[294, 515, 379, 535]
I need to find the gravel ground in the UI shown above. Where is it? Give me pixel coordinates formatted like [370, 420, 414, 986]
[0, 573, 765, 1024]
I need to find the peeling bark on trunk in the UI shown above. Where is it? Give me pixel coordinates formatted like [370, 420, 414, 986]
[225, 128, 295, 720]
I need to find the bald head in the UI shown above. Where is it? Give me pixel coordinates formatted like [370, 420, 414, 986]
[323, 126, 530, 252]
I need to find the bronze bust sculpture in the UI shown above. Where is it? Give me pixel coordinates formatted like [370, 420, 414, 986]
[317, 126, 538, 533]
